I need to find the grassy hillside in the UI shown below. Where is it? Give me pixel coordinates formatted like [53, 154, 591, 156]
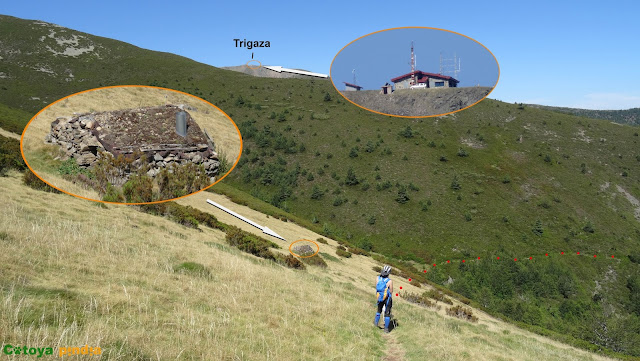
[0, 15, 639, 357]
[0, 170, 622, 360]
[527, 104, 640, 127]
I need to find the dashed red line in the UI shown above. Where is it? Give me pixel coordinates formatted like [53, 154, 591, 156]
[419, 251, 616, 275]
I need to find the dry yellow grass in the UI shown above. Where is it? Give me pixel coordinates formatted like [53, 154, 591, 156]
[0, 126, 20, 140]
[178, 190, 616, 361]
[0, 171, 617, 360]
[0, 171, 381, 360]
[19, 86, 242, 201]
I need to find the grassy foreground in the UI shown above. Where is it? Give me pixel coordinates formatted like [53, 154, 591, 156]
[0, 171, 619, 360]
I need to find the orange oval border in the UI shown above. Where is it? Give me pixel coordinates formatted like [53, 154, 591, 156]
[289, 239, 320, 258]
[246, 60, 262, 70]
[329, 27, 500, 118]
[20, 85, 243, 205]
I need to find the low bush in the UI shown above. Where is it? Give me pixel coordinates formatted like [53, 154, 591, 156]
[139, 202, 225, 231]
[403, 292, 438, 309]
[157, 162, 211, 199]
[122, 174, 154, 203]
[316, 237, 328, 244]
[0, 135, 25, 176]
[446, 305, 478, 322]
[225, 226, 277, 260]
[103, 183, 124, 202]
[301, 254, 328, 268]
[348, 246, 370, 256]
[275, 254, 306, 270]
[424, 290, 453, 304]
[336, 248, 352, 258]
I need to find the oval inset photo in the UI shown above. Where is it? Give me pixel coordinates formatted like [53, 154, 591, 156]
[330, 27, 499, 117]
[21, 86, 242, 204]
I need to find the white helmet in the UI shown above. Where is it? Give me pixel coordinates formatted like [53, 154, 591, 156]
[381, 265, 391, 277]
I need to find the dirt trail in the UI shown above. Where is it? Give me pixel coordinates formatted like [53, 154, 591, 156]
[0, 127, 21, 140]
[382, 333, 406, 361]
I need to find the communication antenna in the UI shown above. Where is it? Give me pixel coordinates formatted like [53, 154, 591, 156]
[352, 69, 357, 86]
[440, 52, 461, 79]
[410, 41, 416, 85]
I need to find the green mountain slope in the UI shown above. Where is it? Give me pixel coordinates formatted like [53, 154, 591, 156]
[1, 15, 639, 357]
[0, 170, 624, 361]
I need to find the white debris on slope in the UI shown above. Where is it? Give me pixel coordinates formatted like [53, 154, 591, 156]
[616, 185, 640, 221]
[37, 26, 98, 57]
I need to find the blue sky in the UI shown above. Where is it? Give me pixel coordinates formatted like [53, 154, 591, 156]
[3, 0, 640, 109]
[330, 28, 499, 90]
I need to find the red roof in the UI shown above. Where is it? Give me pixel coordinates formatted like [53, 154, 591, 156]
[343, 82, 362, 89]
[390, 70, 458, 83]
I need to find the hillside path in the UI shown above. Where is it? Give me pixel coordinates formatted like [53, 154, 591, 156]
[0, 127, 21, 140]
[382, 333, 406, 361]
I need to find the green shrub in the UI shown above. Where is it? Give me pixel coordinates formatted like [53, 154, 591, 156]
[336, 248, 352, 258]
[93, 152, 135, 192]
[22, 170, 61, 193]
[225, 226, 277, 260]
[316, 238, 328, 244]
[583, 221, 595, 233]
[0, 135, 25, 176]
[138, 202, 225, 230]
[450, 175, 461, 190]
[399, 126, 414, 138]
[122, 174, 154, 203]
[348, 246, 370, 256]
[276, 254, 306, 270]
[310, 185, 324, 200]
[58, 158, 92, 177]
[345, 168, 359, 186]
[157, 162, 211, 199]
[302, 254, 328, 268]
[532, 219, 544, 236]
[403, 292, 436, 308]
[102, 183, 124, 202]
[446, 305, 478, 322]
[396, 186, 410, 204]
[424, 290, 453, 305]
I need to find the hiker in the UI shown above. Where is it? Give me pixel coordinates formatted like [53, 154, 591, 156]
[374, 265, 393, 333]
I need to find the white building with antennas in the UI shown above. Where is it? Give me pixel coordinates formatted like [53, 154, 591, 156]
[388, 43, 460, 91]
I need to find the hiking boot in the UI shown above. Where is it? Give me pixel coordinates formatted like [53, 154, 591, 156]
[384, 328, 390, 333]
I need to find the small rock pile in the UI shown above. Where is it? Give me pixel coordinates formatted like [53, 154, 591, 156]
[293, 244, 315, 256]
[45, 105, 221, 181]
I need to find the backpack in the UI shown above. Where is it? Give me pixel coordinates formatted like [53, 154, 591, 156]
[376, 276, 391, 302]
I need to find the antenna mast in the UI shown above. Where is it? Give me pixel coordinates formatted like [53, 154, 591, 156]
[352, 69, 356, 86]
[410, 41, 416, 85]
[440, 52, 461, 79]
